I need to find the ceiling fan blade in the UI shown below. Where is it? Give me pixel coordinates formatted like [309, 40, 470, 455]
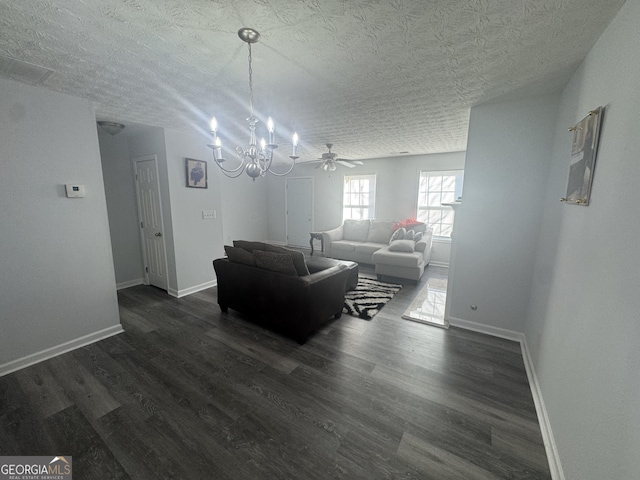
[336, 158, 363, 165]
[336, 160, 356, 168]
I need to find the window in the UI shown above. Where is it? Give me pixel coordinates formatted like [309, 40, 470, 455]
[343, 174, 376, 220]
[417, 170, 464, 238]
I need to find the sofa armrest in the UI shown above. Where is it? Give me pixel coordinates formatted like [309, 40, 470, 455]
[415, 228, 433, 264]
[321, 225, 344, 256]
[301, 263, 347, 286]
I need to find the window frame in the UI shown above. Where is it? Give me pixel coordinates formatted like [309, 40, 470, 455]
[342, 173, 377, 221]
[416, 169, 464, 239]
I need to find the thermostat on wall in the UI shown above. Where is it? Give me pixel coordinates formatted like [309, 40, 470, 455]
[65, 184, 85, 198]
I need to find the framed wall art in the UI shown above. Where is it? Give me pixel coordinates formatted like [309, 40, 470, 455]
[562, 106, 604, 206]
[186, 158, 207, 188]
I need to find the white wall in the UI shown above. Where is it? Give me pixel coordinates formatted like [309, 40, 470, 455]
[525, 0, 640, 477]
[98, 130, 144, 287]
[266, 152, 465, 264]
[218, 168, 269, 245]
[447, 94, 559, 333]
[0, 78, 122, 373]
[163, 128, 225, 296]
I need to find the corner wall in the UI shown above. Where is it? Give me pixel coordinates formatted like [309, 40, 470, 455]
[447, 94, 559, 334]
[0, 78, 122, 374]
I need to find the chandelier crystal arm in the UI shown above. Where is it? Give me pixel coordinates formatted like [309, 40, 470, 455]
[207, 148, 246, 174]
[265, 155, 298, 177]
[214, 162, 248, 179]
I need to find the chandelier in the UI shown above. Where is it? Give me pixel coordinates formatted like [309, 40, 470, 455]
[208, 28, 298, 181]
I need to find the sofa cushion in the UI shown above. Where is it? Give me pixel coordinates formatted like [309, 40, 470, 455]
[405, 229, 415, 240]
[343, 219, 370, 242]
[372, 247, 423, 267]
[234, 240, 267, 252]
[413, 231, 423, 242]
[388, 239, 415, 253]
[366, 221, 394, 244]
[390, 227, 405, 242]
[253, 250, 298, 276]
[331, 240, 357, 253]
[415, 240, 428, 253]
[265, 244, 310, 276]
[355, 242, 386, 257]
[224, 245, 256, 266]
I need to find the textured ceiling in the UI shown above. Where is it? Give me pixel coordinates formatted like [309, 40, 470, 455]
[0, 0, 626, 162]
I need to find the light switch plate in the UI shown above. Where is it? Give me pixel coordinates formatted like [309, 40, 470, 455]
[202, 210, 216, 219]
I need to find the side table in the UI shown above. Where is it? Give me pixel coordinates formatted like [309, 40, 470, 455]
[309, 232, 324, 256]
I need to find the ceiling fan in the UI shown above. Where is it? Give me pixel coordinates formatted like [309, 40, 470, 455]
[313, 143, 364, 171]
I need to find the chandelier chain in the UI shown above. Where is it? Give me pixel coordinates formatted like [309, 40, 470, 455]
[248, 42, 254, 118]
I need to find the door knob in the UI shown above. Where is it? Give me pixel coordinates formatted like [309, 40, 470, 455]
[155, 232, 162, 237]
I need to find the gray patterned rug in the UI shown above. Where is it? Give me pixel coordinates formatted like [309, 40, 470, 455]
[343, 275, 402, 320]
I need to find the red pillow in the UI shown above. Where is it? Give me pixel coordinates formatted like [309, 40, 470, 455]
[393, 218, 422, 231]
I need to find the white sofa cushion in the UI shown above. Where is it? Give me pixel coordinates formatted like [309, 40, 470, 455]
[331, 240, 357, 253]
[366, 221, 394, 244]
[343, 219, 370, 242]
[355, 242, 386, 257]
[388, 239, 415, 252]
[372, 247, 424, 268]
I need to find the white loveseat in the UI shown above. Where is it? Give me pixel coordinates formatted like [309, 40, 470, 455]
[321, 219, 433, 281]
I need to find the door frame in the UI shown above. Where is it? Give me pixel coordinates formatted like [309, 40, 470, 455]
[285, 176, 314, 247]
[132, 154, 170, 289]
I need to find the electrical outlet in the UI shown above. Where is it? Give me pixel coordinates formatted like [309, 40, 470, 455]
[202, 210, 216, 219]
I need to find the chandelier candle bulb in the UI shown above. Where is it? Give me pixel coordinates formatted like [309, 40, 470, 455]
[267, 117, 275, 145]
[260, 138, 266, 152]
[209, 117, 218, 133]
[292, 132, 299, 156]
[215, 137, 222, 157]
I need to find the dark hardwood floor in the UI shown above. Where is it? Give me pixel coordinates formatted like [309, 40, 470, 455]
[0, 264, 551, 479]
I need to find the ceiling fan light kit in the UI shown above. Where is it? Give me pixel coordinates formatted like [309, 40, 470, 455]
[207, 28, 299, 181]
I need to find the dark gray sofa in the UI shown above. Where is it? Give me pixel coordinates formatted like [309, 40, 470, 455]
[213, 242, 351, 343]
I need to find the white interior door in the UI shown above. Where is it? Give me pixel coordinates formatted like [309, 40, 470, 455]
[133, 155, 168, 290]
[286, 177, 313, 248]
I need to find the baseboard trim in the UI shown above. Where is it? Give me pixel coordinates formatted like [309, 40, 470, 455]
[171, 280, 217, 298]
[116, 278, 144, 290]
[520, 337, 566, 480]
[448, 316, 565, 480]
[446, 315, 522, 342]
[0, 325, 124, 377]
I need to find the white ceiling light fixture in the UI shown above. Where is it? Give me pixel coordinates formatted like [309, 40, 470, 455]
[207, 28, 299, 181]
[97, 121, 125, 135]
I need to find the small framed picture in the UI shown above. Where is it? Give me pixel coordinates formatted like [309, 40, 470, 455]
[186, 158, 207, 188]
